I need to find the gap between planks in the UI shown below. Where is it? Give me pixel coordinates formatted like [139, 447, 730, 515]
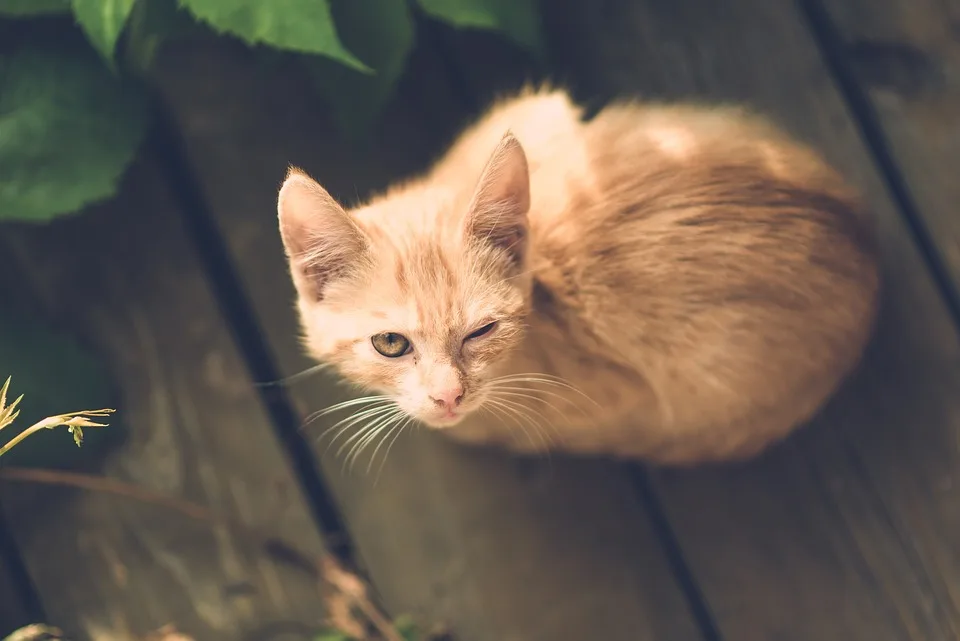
[0, 150, 330, 640]
[148, 24, 705, 641]
[541, 0, 960, 638]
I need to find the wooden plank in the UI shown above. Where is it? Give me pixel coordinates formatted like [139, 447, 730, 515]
[813, 0, 960, 287]
[0, 528, 38, 638]
[539, 0, 960, 639]
[149, 34, 703, 641]
[0, 155, 328, 640]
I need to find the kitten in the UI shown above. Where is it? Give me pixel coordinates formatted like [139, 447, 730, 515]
[276, 87, 879, 464]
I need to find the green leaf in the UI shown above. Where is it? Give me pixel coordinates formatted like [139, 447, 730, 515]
[312, 632, 351, 641]
[71, 0, 137, 67]
[0, 310, 122, 469]
[416, 0, 544, 55]
[305, 0, 415, 138]
[394, 615, 423, 641]
[0, 0, 69, 15]
[0, 44, 149, 222]
[179, 0, 368, 71]
[124, 0, 198, 73]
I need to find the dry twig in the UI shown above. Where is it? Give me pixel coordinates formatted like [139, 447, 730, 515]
[0, 374, 428, 640]
[0, 376, 114, 457]
[0, 467, 410, 641]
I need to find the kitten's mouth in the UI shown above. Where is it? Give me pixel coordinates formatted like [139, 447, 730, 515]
[421, 408, 468, 428]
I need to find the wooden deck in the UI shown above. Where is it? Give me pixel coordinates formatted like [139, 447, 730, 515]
[2, 0, 960, 639]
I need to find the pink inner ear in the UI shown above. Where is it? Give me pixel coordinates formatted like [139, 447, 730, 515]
[466, 132, 531, 264]
[477, 214, 527, 259]
[277, 168, 368, 301]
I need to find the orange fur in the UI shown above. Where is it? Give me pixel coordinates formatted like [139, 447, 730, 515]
[277, 87, 879, 464]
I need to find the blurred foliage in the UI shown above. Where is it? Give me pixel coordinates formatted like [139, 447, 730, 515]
[0, 0, 69, 15]
[0, 0, 540, 469]
[313, 614, 426, 640]
[0, 0, 544, 223]
[180, 0, 367, 69]
[305, 0, 416, 138]
[0, 311, 122, 468]
[0, 45, 147, 222]
[418, 0, 543, 53]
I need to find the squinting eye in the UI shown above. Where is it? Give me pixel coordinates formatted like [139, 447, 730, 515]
[465, 321, 497, 341]
[371, 332, 412, 357]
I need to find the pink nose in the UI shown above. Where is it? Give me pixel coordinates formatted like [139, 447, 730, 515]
[429, 386, 464, 409]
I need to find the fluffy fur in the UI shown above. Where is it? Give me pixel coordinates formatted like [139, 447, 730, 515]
[277, 87, 880, 464]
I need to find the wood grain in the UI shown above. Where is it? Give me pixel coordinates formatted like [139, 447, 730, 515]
[0, 156, 328, 641]
[148, 34, 703, 641]
[0, 535, 36, 637]
[816, 0, 960, 285]
[540, 0, 960, 639]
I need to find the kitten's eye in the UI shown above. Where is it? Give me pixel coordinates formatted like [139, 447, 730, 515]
[465, 321, 497, 341]
[371, 332, 412, 358]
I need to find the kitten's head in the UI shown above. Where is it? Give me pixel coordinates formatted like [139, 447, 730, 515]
[277, 133, 532, 428]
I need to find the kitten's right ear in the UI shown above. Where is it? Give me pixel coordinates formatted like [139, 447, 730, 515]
[277, 167, 368, 302]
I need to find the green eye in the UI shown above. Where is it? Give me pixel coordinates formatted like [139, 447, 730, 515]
[371, 332, 411, 357]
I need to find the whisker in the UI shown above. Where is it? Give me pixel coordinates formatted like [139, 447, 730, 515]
[493, 372, 584, 385]
[319, 404, 398, 454]
[348, 410, 406, 473]
[337, 407, 403, 460]
[315, 402, 393, 442]
[314, 395, 393, 418]
[372, 416, 415, 485]
[254, 362, 333, 388]
[493, 395, 557, 442]
[368, 412, 411, 476]
[492, 405, 553, 461]
[489, 385, 591, 416]
[487, 392, 558, 433]
[365, 419, 403, 475]
[488, 389, 571, 421]
[480, 402, 519, 433]
[339, 408, 405, 472]
[493, 374, 582, 388]
[302, 395, 393, 430]
[482, 397, 526, 432]
[339, 427, 383, 475]
[484, 397, 550, 452]
[481, 402, 542, 451]
[498, 396, 560, 454]
[491, 374, 600, 408]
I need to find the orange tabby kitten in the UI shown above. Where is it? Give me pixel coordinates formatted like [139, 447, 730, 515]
[277, 87, 879, 464]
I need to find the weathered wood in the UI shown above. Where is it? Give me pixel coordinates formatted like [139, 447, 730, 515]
[150, 34, 703, 641]
[0, 530, 37, 638]
[816, 0, 960, 288]
[539, 0, 960, 639]
[0, 156, 328, 640]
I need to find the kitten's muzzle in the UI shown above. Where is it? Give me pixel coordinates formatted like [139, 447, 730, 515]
[421, 410, 467, 428]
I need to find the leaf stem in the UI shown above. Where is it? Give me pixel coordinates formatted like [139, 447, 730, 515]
[0, 422, 49, 458]
[0, 411, 110, 458]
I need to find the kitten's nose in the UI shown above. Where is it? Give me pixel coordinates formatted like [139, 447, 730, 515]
[429, 386, 464, 409]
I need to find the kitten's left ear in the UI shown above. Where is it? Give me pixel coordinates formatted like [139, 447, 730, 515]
[465, 131, 530, 266]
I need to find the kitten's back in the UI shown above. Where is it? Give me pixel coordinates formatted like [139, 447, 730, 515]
[527, 98, 879, 460]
